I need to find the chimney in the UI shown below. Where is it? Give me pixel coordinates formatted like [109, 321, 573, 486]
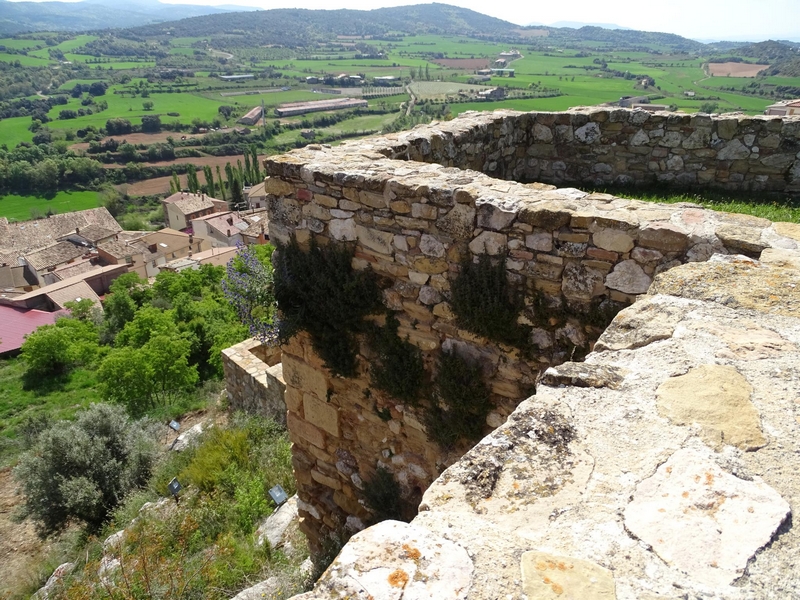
[75, 227, 80, 235]
[227, 229, 231, 237]
[189, 233, 193, 246]
[227, 216, 233, 225]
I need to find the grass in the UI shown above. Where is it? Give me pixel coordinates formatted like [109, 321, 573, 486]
[0, 115, 35, 145]
[601, 187, 800, 223]
[0, 357, 102, 467]
[0, 191, 101, 221]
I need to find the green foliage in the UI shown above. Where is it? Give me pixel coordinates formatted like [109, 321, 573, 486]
[14, 403, 158, 535]
[21, 316, 100, 378]
[180, 428, 249, 492]
[362, 466, 406, 524]
[450, 253, 530, 348]
[368, 313, 424, 403]
[425, 349, 491, 450]
[98, 332, 198, 416]
[273, 237, 382, 377]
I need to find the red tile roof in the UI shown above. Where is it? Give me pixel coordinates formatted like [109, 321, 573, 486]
[0, 305, 60, 355]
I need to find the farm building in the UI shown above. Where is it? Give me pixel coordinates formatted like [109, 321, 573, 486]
[219, 74, 254, 81]
[478, 87, 506, 100]
[238, 106, 263, 126]
[490, 68, 515, 77]
[274, 98, 368, 117]
[765, 100, 800, 116]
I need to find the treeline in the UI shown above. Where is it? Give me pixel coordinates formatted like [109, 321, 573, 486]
[0, 61, 81, 101]
[0, 144, 105, 194]
[0, 94, 68, 120]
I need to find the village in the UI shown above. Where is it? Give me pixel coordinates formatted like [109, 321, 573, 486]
[0, 188, 271, 356]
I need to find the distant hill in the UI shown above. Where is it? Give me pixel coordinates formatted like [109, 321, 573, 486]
[0, 0, 255, 34]
[529, 21, 632, 31]
[126, 3, 520, 44]
[720, 40, 800, 77]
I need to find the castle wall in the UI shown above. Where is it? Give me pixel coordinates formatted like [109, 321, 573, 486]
[262, 109, 800, 553]
[355, 108, 800, 194]
[221, 338, 286, 424]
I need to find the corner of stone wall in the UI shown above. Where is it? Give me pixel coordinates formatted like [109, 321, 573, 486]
[221, 338, 286, 425]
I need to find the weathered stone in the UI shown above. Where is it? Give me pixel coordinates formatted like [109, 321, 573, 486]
[561, 262, 604, 301]
[282, 354, 328, 401]
[638, 223, 691, 252]
[329, 218, 357, 241]
[256, 495, 299, 549]
[625, 447, 790, 587]
[575, 122, 601, 144]
[716, 224, 766, 256]
[413, 256, 449, 274]
[774, 221, 800, 242]
[469, 231, 507, 255]
[303, 394, 340, 438]
[419, 286, 442, 305]
[308, 521, 472, 600]
[419, 234, 446, 258]
[540, 363, 626, 389]
[605, 260, 652, 294]
[477, 201, 517, 231]
[436, 203, 476, 239]
[525, 232, 553, 252]
[656, 364, 766, 450]
[356, 225, 394, 255]
[521, 551, 616, 600]
[717, 138, 751, 160]
[593, 228, 634, 253]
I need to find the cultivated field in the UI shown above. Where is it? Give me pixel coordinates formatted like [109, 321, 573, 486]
[707, 62, 769, 77]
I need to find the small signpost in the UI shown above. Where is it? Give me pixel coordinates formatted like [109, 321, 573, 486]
[268, 484, 288, 507]
[168, 477, 182, 504]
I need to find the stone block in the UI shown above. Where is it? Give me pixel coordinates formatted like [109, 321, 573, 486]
[303, 394, 340, 438]
[287, 412, 325, 449]
[282, 354, 328, 401]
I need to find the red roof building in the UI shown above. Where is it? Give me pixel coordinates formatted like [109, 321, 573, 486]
[0, 305, 61, 355]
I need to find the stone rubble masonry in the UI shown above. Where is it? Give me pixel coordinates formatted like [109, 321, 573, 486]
[253, 108, 800, 597]
[294, 256, 800, 600]
[221, 338, 286, 425]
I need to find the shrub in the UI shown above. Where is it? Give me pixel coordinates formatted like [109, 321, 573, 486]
[14, 403, 158, 535]
[450, 253, 530, 348]
[362, 466, 406, 524]
[425, 349, 491, 450]
[273, 237, 381, 377]
[368, 313, 425, 403]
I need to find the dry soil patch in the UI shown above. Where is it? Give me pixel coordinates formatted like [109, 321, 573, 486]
[707, 62, 768, 77]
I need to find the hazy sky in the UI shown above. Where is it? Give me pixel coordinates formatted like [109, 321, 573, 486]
[13, 0, 800, 41]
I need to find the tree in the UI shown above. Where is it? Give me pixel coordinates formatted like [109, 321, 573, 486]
[700, 102, 719, 114]
[142, 100, 154, 111]
[141, 114, 161, 133]
[20, 324, 73, 376]
[186, 164, 200, 193]
[14, 403, 158, 535]
[88, 81, 108, 96]
[222, 244, 276, 343]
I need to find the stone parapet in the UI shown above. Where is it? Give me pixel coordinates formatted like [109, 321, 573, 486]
[262, 111, 800, 557]
[295, 253, 800, 599]
[221, 338, 286, 424]
[346, 107, 800, 193]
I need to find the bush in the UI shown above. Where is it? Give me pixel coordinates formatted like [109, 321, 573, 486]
[424, 349, 491, 450]
[368, 313, 424, 403]
[362, 466, 406, 524]
[14, 403, 158, 535]
[273, 237, 382, 377]
[450, 253, 530, 348]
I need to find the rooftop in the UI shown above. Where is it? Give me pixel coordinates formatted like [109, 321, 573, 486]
[24, 241, 86, 272]
[0, 305, 60, 355]
[171, 194, 216, 216]
[0, 207, 121, 259]
[45, 280, 101, 310]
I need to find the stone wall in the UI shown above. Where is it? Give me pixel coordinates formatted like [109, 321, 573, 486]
[350, 108, 800, 193]
[295, 252, 800, 600]
[221, 338, 286, 424]
[262, 109, 800, 556]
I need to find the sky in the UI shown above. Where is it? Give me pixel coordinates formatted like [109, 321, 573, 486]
[10, 0, 800, 42]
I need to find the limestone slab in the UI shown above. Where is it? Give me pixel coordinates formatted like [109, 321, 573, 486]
[521, 551, 616, 600]
[624, 447, 790, 588]
[314, 520, 473, 600]
[656, 364, 766, 450]
[605, 260, 652, 294]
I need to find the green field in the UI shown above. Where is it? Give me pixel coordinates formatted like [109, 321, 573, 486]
[0, 116, 35, 145]
[0, 191, 101, 221]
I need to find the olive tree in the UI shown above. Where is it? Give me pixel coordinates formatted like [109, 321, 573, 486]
[14, 403, 158, 535]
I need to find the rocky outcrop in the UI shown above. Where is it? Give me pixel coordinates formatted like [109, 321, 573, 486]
[296, 254, 800, 599]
